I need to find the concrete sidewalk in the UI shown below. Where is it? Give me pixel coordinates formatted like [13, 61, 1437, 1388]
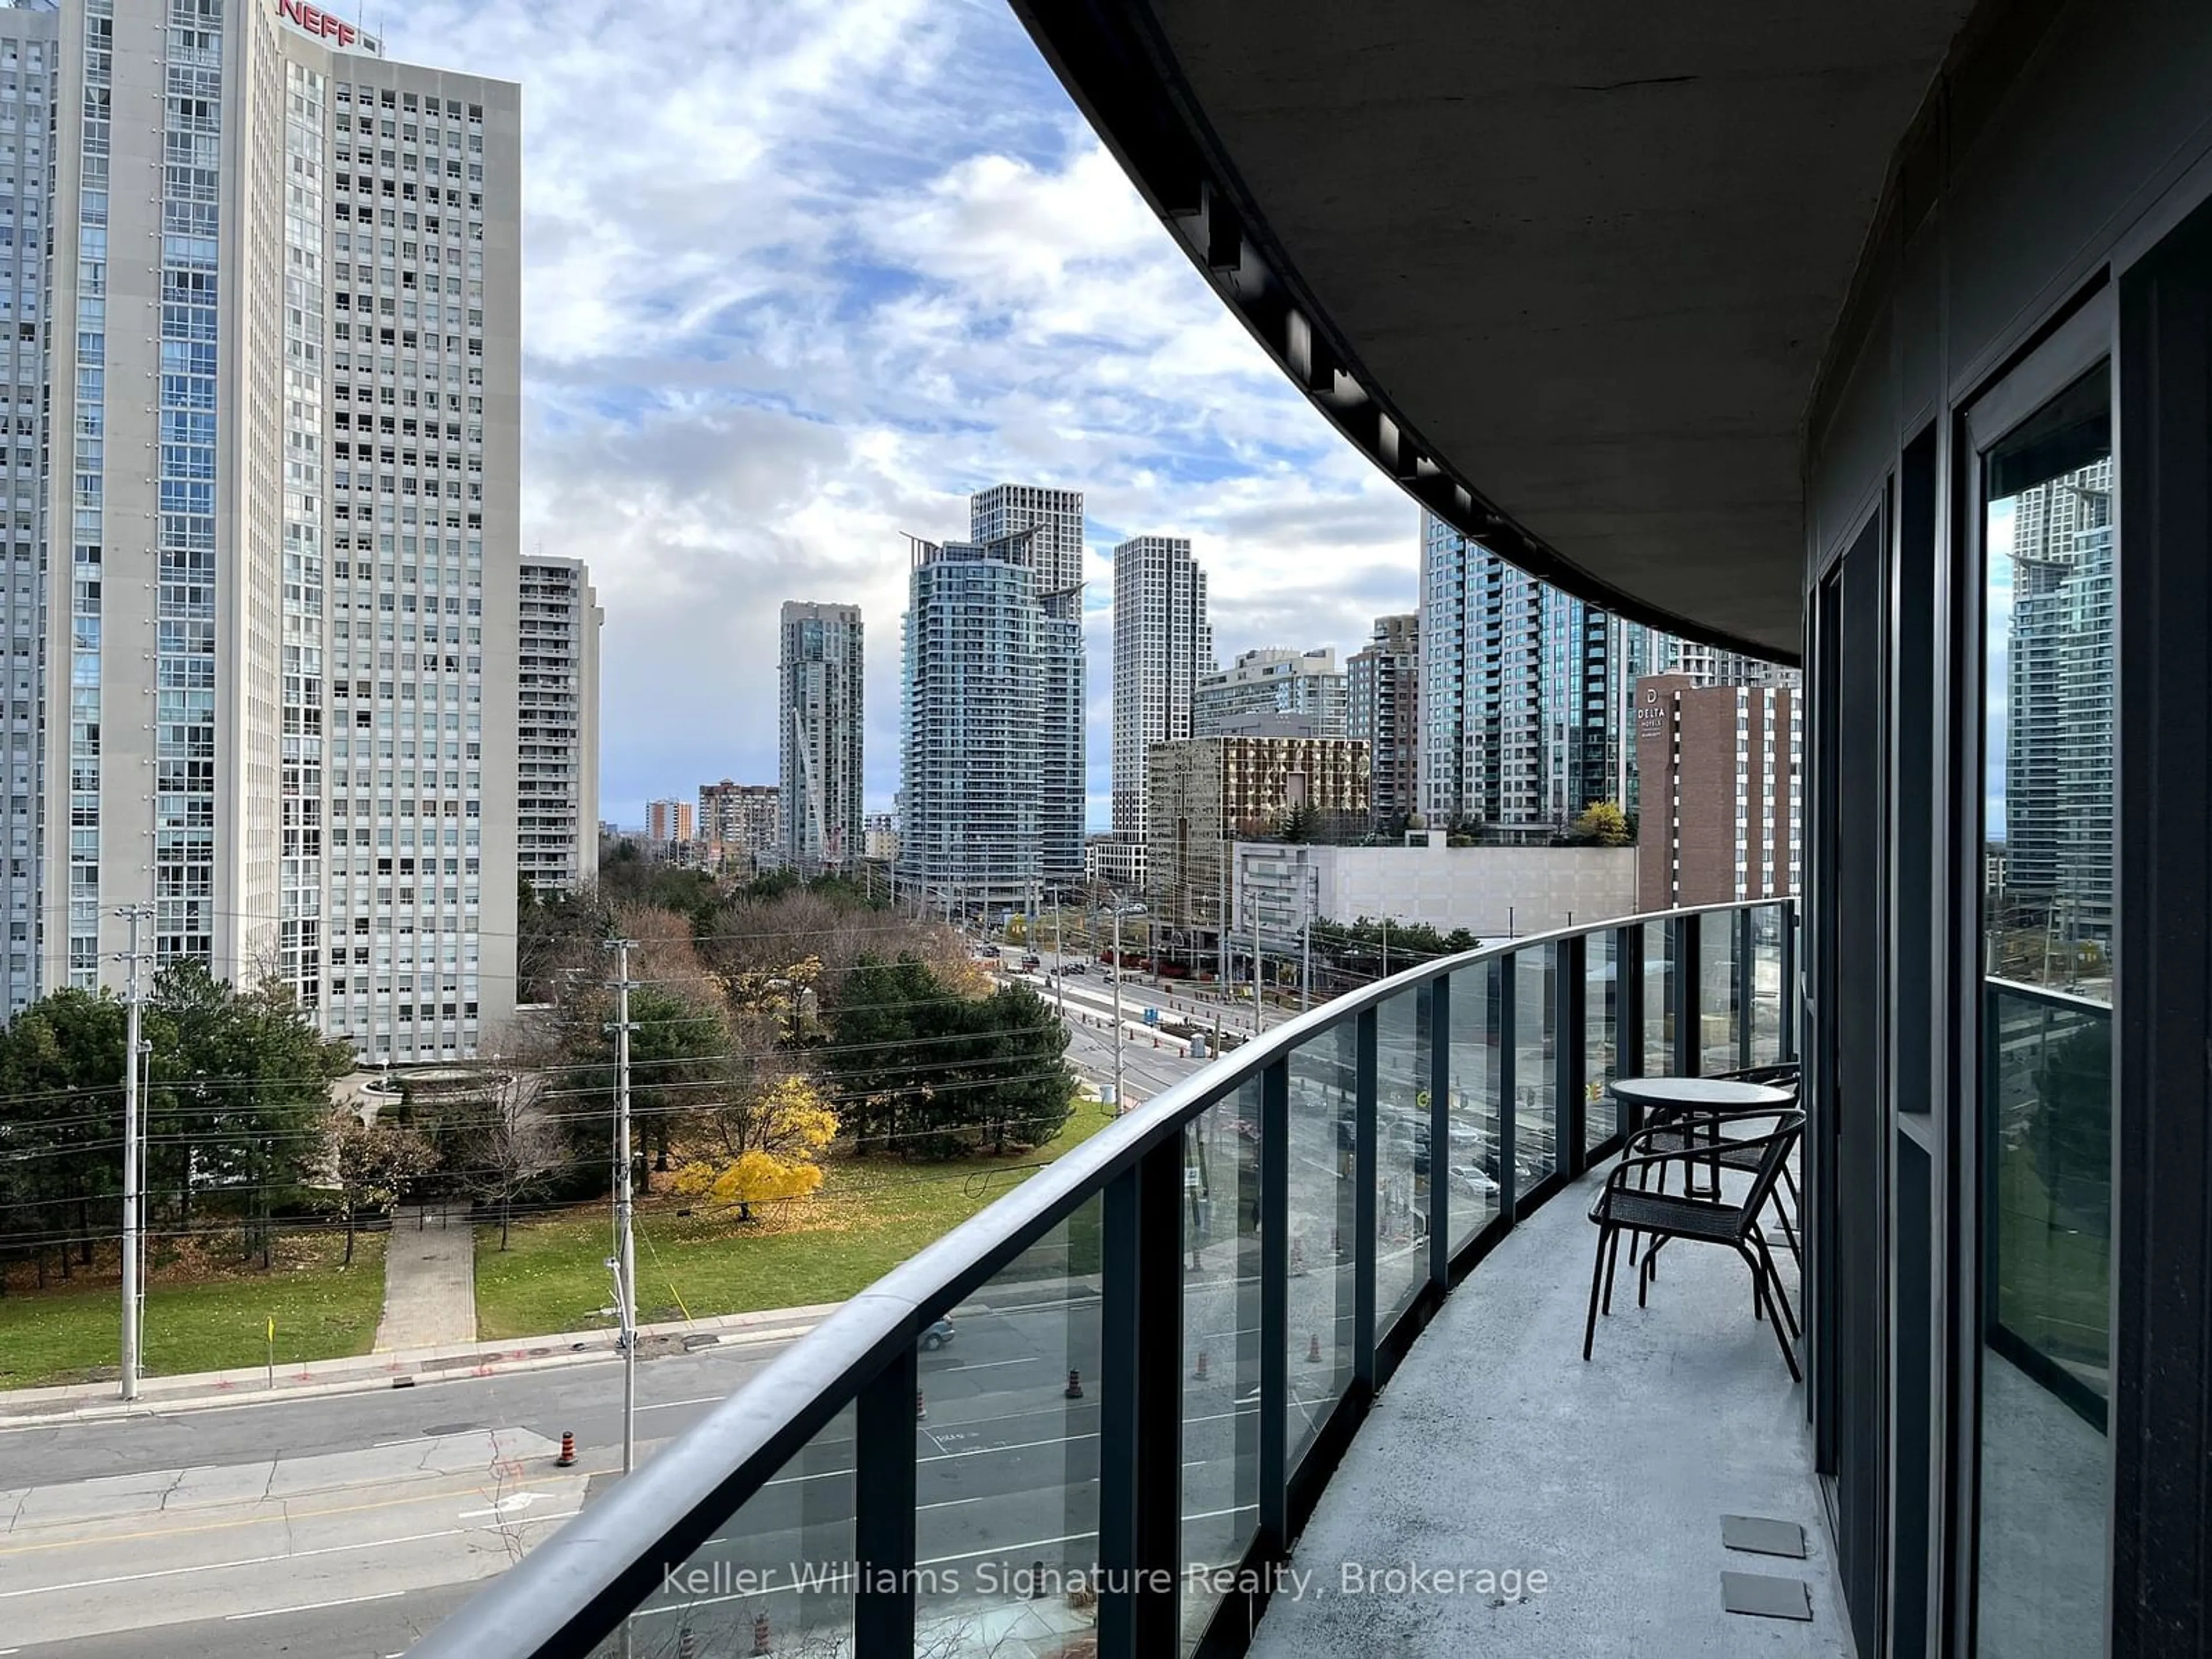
[373, 1202, 479, 1351]
[0, 1301, 843, 1425]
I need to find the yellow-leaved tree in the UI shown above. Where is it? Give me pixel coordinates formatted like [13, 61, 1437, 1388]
[674, 1074, 840, 1221]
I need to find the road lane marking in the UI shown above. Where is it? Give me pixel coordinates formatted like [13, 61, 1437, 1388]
[939, 1357, 1037, 1373]
[0, 1510, 581, 1599]
[0, 1477, 587, 1559]
[457, 1492, 545, 1520]
[226, 1589, 407, 1620]
[635, 1394, 732, 1412]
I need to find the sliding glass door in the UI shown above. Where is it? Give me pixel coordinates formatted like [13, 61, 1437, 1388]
[1968, 322, 2113, 1659]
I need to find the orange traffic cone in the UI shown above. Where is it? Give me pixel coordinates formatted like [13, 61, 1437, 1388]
[555, 1431, 577, 1467]
[1065, 1368, 1085, 1400]
[1306, 1332, 1323, 1364]
[752, 1611, 773, 1655]
[1192, 1349, 1210, 1381]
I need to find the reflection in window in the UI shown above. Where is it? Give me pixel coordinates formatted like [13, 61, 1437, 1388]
[1976, 365, 2111, 1659]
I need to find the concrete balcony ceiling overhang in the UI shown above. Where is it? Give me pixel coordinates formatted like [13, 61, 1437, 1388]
[1013, 0, 1983, 661]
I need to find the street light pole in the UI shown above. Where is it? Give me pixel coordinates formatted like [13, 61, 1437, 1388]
[114, 903, 153, 1403]
[604, 938, 639, 1474]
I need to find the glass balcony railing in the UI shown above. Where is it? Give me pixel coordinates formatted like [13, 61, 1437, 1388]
[1982, 976, 2111, 1421]
[411, 900, 1797, 1659]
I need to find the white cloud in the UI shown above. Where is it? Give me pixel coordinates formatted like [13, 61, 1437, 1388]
[380, 0, 1418, 825]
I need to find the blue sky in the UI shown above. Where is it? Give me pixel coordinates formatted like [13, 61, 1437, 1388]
[377, 0, 1419, 830]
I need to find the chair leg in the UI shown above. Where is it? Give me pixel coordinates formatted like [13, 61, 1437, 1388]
[1768, 1187, 1801, 1263]
[1639, 1235, 1666, 1307]
[1602, 1224, 1627, 1315]
[1583, 1224, 1611, 1361]
[1753, 1230, 1800, 1339]
[1738, 1242, 1803, 1382]
[1774, 1163, 1803, 1260]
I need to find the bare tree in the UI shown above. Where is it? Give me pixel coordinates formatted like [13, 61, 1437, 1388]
[328, 1108, 437, 1266]
[450, 1070, 567, 1251]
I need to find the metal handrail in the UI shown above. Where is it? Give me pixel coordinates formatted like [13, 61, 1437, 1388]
[1984, 974, 2112, 1014]
[411, 899, 1796, 1659]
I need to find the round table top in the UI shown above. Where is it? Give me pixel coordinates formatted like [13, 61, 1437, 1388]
[1609, 1075, 1793, 1108]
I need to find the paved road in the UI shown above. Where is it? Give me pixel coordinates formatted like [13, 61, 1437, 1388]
[0, 1286, 1131, 1658]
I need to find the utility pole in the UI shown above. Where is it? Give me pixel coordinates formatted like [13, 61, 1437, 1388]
[1251, 885, 1265, 1036]
[1052, 905, 1066, 1022]
[1381, 916, 1389, 980]
[1111, 900, 1126, 1114]
[113, 903, 153, 1403]
[1216, 846, 1229, 993]
[604, 938, 639, 1474]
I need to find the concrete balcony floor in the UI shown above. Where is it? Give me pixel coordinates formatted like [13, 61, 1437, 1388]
[1252, 1164, 1846, 1659]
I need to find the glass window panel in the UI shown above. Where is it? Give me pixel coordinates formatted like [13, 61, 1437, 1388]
[593, 1403, 854, 1658]
[1699, 917, 1741, 1074]
[1750, 905, 1786, 1064]
[915, 1199, 1102, 1655]
[1374, 984, 1432, 1330]
[1975, 363, 2111, 1659]
[1585, 931, 1618, 1152]
[1285, 1033, 1355, 1472]
[1642, 920, 1675, 1078]
[1513, 944, 1558, 1191]
[1181, 1081, 1261, 1653]
[1444, 960, 1501, 1249]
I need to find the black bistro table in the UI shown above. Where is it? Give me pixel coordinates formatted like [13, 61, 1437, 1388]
[1609, 1076, 1794, 1195]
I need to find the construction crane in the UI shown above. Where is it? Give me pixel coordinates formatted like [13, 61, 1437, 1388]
[791, 704, 833, 873]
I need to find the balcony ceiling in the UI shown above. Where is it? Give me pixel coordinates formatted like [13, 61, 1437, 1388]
[1014, 1, 1985, 660]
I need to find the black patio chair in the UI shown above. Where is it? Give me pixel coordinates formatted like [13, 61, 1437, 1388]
[1582, 1109, 1805, 1381]
[1710, 1061, 1801, 1097]
[1633, 1104, 1803, 1263]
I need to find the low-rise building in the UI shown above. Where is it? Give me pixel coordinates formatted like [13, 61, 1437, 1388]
[1147, 736, 1369, 917]
[1233, 834, 1638, 942]
[1633, 674, 1801, 910]
[1194, 647, 1350, 739]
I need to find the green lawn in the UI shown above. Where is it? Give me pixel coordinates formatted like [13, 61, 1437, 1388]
[0, 1231, 389, 1391]
[475, 1111, 1113, 1341]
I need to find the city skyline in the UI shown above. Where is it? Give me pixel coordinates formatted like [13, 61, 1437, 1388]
[343, 0, 1420, 830]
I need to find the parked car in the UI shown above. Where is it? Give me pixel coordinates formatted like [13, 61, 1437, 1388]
[1449, 1165, 1500, 1200]
[1063, 962, 1088, 976]
[920, 1317, 957, 1352]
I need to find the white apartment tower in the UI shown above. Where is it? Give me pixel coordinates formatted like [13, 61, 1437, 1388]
[1110, 533, 1209, 849]
[0, 2, 58, 1017]
[778, 600, 862, 870]
[517, 556, 600, 899]
[26, 1, 521, 1061]
[965, 484, 1085, 890]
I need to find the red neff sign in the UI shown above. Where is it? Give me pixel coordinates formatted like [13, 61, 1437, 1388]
[278, 0, 377, 53]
